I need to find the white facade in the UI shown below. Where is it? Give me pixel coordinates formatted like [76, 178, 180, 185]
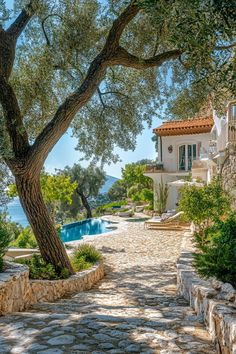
[159, 132, 212, 171]
[145, 102, 236, 213]
[145, 132, 214, 211]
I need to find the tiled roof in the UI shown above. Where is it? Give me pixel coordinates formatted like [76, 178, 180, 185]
[154, 116, 214, 136]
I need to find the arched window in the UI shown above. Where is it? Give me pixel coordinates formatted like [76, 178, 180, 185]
[179, 144, 197, 171]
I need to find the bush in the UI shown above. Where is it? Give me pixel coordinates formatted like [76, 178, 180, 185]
[96, 200, 127, 215]
[71, 244, 102, 271]
[194, 214, 236, 286]
[179, 178, 230, 230]
[0, 214, 13, 271]
[11, 227, 37, 249]
[17, 254, 70, 280]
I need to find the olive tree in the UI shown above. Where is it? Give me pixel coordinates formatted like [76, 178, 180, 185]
[0, 0, 234, 274]
[62, 164, 106, 219]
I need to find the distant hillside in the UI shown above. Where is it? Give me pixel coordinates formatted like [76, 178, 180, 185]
[100, 175, 119, 194]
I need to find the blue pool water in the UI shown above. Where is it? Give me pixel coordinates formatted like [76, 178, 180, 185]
[61, 218, 114, 242]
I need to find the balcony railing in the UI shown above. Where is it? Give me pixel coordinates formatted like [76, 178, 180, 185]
[145, 163, 164, 173]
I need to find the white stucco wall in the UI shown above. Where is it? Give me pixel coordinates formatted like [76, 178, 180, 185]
[159, 133, 212, 172]
[145, 172, 189, 211]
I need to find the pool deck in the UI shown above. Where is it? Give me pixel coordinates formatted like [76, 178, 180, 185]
[0, 217, 216, 353]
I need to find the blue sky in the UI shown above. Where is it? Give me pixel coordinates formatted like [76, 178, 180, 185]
[5, 0, 161, 178]
[45, 122, 160, 178]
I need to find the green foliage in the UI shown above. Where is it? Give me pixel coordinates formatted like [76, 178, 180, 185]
[11, 227, 37, 249]
[156, 178, 168, 214]
[179, 178, 230, 229]
[108, 160, 153, 205]
[8, 173, 77, 222]
[194, 214, 236, 286]
[95, 200, 126, 215]
[71, 244, 102, 272]
[0, 214, 13, 271]
[139, 0, 236, 117]
[128, 185, 153, 203]
[61, 164, 106, 219]
[108, 180, 127, 201]
[17, 254, 70, 280]
[122, 163, 152, 190]
[0, 162, 13, 207]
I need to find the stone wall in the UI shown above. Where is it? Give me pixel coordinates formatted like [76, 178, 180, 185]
[221, 144, 236, 209]
[177, 252, 236, 354]
[31, 263, 104, 303]
[0, 262, 32, 315]
[0, 262, 104, 316]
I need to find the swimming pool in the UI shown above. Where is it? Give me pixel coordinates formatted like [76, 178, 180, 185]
[60, 218, 115, 242]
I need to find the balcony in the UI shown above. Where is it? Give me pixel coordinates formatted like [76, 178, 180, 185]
[145, 163, 164, 173]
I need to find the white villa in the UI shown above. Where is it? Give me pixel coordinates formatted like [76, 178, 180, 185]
[145, 101, 236, 211]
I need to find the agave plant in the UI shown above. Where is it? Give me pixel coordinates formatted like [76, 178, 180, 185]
[156, 178, 169, 214]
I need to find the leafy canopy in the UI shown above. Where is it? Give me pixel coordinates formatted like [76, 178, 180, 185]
[8, 173, 77, 219]
[0, 0, 234, 164]
[139, 0, 236, 119]
[62, 164, 106, 198]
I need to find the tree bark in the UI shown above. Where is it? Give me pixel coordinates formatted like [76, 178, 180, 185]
[78, 191, 92, 219]
[15, 173, 74, 275]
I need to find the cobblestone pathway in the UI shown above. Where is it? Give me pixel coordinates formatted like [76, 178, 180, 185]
[0, 221, 216, 354]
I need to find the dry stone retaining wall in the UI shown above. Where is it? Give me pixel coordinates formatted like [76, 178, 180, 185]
[177, 251, 236, 354]
[0, 262, 104, 316]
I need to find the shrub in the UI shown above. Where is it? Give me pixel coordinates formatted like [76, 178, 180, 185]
[179, 178, 230, 231]
[71, 244, 102, 271]
[17, 254, 70, 280]
[11, 227, 37, 249]
[0, 214, 13, 271]
[194, 214, 236, 286]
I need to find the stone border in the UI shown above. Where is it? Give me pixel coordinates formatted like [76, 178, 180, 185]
[30, 262, 104, 303]
[0, 261, 104, 316]
[177, 251, 236, 354]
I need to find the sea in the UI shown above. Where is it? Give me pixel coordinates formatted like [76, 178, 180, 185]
[5, 197, 28, 227]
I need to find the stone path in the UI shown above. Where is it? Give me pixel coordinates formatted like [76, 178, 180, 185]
[0, 220, 216, 353]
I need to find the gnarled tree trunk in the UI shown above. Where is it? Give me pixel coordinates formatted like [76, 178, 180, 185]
[78, 191, 92, 219]
[15, 173, 74, 275]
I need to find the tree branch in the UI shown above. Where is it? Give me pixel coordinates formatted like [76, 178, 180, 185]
[41, 14, 63, 46]
[28, 3, 140, 166]
[105, 2, 139, 51]
[0, 77, 29, 157]
[109, 46, 182, 69]
[7, 0, 37, 39]
[28, 2, 180, 170]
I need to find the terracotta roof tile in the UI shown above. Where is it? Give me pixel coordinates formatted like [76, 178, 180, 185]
[154, 116, 214, 136]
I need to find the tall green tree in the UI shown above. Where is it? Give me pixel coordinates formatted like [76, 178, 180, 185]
[0, 0, 234, 273]
[140, 0, 236, 118]
[8, 173, 77, 221]
[62, 164, 106, 219]
[108, 179, 127, 201]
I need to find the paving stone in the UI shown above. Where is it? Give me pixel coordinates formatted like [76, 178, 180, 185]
[38, 349, 64, 354]
[99, 342, 115, 349]
[0, 219, 216, 354]
[28, 343, 48, 351]
[126, 344, 141, 352]
[47, 334, 75, 345]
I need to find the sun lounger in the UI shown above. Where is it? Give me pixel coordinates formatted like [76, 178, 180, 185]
[144, 211, 189, 230]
